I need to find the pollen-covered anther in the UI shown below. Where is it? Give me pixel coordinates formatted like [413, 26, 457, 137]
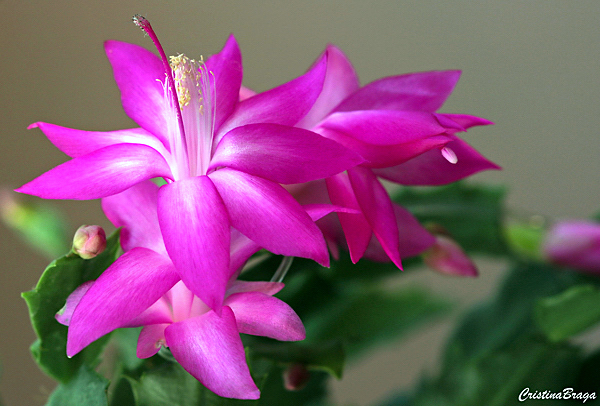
[169, 54, 203, 109]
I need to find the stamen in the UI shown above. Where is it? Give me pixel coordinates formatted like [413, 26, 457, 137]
[270, 256, 295, 283]
[441, 146, 458, 164]
[132, 15, 189, 163]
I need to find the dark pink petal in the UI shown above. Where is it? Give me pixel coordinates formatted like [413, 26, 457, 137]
[217, 55, 327, 137]
[225, 292, 305, 341]
[440, 113, 494, 129]
[102, 180, 166, 255]
[137, 324, 169, 358]
[157, 177, 231, 311]
[55, 281, 93, 326]
[335, 70, 462, 113]
[348, 167, 402, 269]
[303, 203, 359, 221]
[230, 229, 261, 275]
[165, 307, 260, 400]
[325, 173, 372, 263]
[363, 204, 436, 261]
[543, 221, 600, 273]
[226, 281, 284, 296]
[124, 297, 173, 328]
[209, 169, 329, 266]
[104, 40, 169, 145]
[16, 143, 172, 200]
[67, 247, 179, 357]
[28, 123, 168, 158]
[373, 137, 501, 186]
[297, 45, 360, 129]
[204, 35, 243, 131]
[319, 110, 448, 146]
[210, 123, 363, 184]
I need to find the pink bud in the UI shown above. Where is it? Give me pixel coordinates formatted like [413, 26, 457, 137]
[543, 220, 600, 273]
[72, 225, 106, 259]
[423, 235, 478, 277]
[283, 363, 310, 391]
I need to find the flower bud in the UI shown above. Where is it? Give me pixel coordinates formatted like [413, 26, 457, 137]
[72, 225, 106, 259]
[283, 363, 310, 391]
[543, 220, 600, 273]
[423, 234, 478, 277]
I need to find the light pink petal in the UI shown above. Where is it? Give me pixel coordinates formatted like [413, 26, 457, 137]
[55, 281, 94, 326]
[137, 324, 169, 359]
[239, 86, 256, 101]
[210, 123, 363, 184]
[209, 169, 329, 266]
[226, 281, 284, 296]
[165, 307, 260, 400]
[325, 172, 372, 263]
[67, 247, 179, 357]
[157, 177, 231, 311]
[217, 55, 327, 137]
[28, 123, 169, 158]
[204, 35, 243, 131]
[373, 137, 501, 186]
[102, 180, 166, 255]
[225, 292, 305, 341]
[16, 143, 172, 200]
[124, 297, 173, 328]
[104, 40, 169, 145]
[348, 167, 402, 269]
[335, 70, 462, 113]
[297, 45, 360, 129]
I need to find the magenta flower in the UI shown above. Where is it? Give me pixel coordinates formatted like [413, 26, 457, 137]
[289, 45, 500, 267]
[17, 20, 363, 310]
[56, 180, 306, 399]
[543, 220, 600, 273]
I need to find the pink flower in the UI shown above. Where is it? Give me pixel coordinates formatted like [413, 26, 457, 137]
[71, 225, 107, 259]
[17, 19, 363, 310]
[56, 180, 306, 399]
[291, 45, 500, 267]
[423, 235, 478, 277]
[543, 220, 600, 273]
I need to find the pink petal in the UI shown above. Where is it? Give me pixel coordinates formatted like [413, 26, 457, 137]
[67, 247, 179, 357]
[217, 54, 327, 137]
[225, 292, 305, 341]
[101, 180, 166, 255]
[325, 172, 372, 263]
[104, 40, 170, 145]
[303, 203, 359, 221]
[335, 70, 462, 113]
[210, 123, 363, 184]
[157, 177, 231, 311]
[239, 86, 256, 101]
[347, 167, 402, 269]
[16, 143, 172, 200]
[137, 324, 169, 358]
[204, 35, 243, 131]
[373, 137, 501, 186]
[440, 113, 494, 129]
[209, 169, 329, 266]
[55, 281, 94, 326]
[124, 297, 173, 328]
[297, 44, 360, 129]
[226, 281, 284, 296]
[230, 229, 261, 275]
[363, 204, 436, 261]
[165, 307, 260, 400]
[28, 123, 169, 158]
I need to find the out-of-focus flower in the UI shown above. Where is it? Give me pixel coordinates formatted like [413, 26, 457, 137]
[283, 363, 311, 391]
[72, 225, 106, 259]
[423, 234, 478, 277]
[16, 17, 364, 309]
[289, 45, 500, 267]
[543, 220, 600, 273]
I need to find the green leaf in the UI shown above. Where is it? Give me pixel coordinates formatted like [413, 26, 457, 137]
[129, 361, 201, 406]
[248, 339, 345, 379]
[45, 364, 109, 406]
[535, 284, 600, 342]
[394, 183, 507, 256]
[21, 230, 121, 383]
[306, 286, 452, 359]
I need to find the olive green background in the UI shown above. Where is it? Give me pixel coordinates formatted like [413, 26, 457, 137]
[1, 1, 599, 404]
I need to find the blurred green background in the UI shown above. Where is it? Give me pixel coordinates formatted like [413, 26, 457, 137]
[1, 1, 599, 404]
